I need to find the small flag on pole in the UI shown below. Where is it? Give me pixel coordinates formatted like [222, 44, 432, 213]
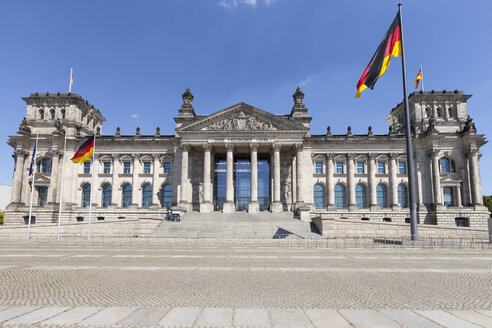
[71, 135, 95, 163]
[69, 68, 74, 93]
[415, 68, 423, 90]
[355, 14, 402, 98]
[28, 142, 37, 176]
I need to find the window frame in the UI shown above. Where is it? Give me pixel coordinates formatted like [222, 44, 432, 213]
[142, 183, 152, 208]
[376, 184, 387, 208]
[83, 162, 91, 174]
[38, 186, 48, 207]
[123, 161, 131, 174]
[398, 161, 407, 174]
[101, 184, 112, 207]
[163, 161, 171, 174]
[377, 161, 386, 174]
[103, 162, 111, 174]
[122, 184, 132, 208]
[315, 161, 323, 175]
[355, 183, 366, 208]
[334, 183, 345, 208]
[161, 184, 173, 208]
[81, 184, 91, 207]
[335, 161, 344, 174]
[313, 184, 324, 209]
[143, 161, 151, 174]
[356, 161, 365, 174]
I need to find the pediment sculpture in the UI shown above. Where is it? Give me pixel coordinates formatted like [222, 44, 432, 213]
[205, 111, 277, 131]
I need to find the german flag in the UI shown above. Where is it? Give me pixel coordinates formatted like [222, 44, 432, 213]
[414, 69, 422, 90]
[71, 135, 94, 163]
[355, 14, 402, 98]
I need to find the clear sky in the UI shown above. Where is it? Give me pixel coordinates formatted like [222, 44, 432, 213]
[0, 0, 490, 194]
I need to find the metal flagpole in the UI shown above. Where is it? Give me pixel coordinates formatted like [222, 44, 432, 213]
[27, 133, 39, 240]
[87, 134, 96, 239]
[420, 65, 424, 92]
[398, 4, 418, 240]
[56, 131, 67, 240]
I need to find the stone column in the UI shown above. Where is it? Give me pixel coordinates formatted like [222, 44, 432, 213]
[223, 144, 235, 213]
[389, 153, 399, 208]
[326, 154, 335, 208]
[10, 149, 26, 205]
[131, 154, 139, 207]
[429, 149, 442, 206]
[200, 144, 214, 213]
[151, 154, 160, 207]
[295, 144, 304, 208]
[461, 167, 471, 206]
[347, 154, 356, 210]
[456, 185, 462, 207]
[111, 155, 119, 206]
[468, 149, 483, 205]
[179, 144, 190, 209]
[248, 144, 259, 213]
[271, 144, 282, 212]
[368, 153, 377, 209]
[48, 150, 62, 204]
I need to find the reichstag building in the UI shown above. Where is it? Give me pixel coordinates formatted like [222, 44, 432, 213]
[4, 87, 490, 228]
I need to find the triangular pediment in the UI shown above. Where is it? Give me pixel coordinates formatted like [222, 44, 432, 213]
[176, 103, 307, 132]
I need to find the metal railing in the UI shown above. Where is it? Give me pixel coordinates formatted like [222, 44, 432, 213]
[0, 233, 490, 249]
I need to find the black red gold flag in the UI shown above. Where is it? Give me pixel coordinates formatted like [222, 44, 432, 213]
[414, 69, 422, 90]
[71, 136, 94, 163]
[355, 14, 402, 98]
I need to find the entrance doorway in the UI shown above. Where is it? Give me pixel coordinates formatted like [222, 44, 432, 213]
[213, 153, 270, 211]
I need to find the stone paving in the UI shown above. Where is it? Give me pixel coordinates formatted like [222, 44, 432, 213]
[0, 247, 490, 327]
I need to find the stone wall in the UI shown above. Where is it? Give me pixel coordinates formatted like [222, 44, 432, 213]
[313, 217, 488, 238]
[0, 218, 161, 236]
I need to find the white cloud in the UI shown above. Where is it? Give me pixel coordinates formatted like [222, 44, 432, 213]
[299, 75, 315, 88]
[219, 0, 274, 9]
[131, 114, 138, 119]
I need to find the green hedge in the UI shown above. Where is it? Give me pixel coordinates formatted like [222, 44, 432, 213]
[484, 196, 492, 218]
[0, 211, 3, 225]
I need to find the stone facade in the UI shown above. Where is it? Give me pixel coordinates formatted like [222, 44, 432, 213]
[4, 88, 490, 229]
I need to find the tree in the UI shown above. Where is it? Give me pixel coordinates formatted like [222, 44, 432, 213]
[483, 196, 492, 218]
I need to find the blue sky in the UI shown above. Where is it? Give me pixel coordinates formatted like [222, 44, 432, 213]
[0, 0, 491, 194]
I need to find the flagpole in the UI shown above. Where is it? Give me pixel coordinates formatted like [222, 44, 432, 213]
[27, 133, 39, 240]
[420, 65, 424, 92]
[69, 68, 73, 93]
[398, 3, 418, 240]
[56, 131, 67, 240]
[87, 134, 96, 239]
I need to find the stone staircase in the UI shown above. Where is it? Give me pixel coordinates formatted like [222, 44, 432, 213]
[151, 211, 320, 237]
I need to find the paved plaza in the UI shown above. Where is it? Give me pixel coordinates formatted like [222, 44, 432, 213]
[0, 247, 491, 327]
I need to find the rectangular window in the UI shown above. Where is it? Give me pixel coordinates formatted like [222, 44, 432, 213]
[103, 162, 111, 174]
[38, 186, 48, 206]
[356, 161, 365, 174]
[315, 162, 323, 174]
[83, 162, 91, 174]
[123, 161, 131, 174]
[455, 218, 469, 227]
[163, 161, 171, 174]
[336, 161, 344, 174]
[398, 161, 407, 174]
[377, 161, 385, 174]
[143, 161, 151, 174]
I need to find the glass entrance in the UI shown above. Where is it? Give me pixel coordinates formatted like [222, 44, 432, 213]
[213, 153, 270, 212]
[258, 154, 270, 211]
[235, 155, 251, 211]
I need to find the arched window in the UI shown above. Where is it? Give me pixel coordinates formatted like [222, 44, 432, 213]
[436, 108, 442, 117]
[398, 184, 408, 208]
[161, 184, 173, 208]
[313, 184, 324, 209]
[448, 108, 453, 118]
[50, 109, 55, 120]
[443, 187, 454, 206]
[355, 184, 366, 208]
[122, 184, 132, 208]
[39, 109, 44, 120]
[82, 184, 91, 207]
[101, 184, 112, 207]
[142, 183, 152, 208]
[37, 158, 51, 173]
[440, 158, 456, 173]
[61, 109, 66, 119]
[334, 184, 345, 209]
[376, 184, 387, 208]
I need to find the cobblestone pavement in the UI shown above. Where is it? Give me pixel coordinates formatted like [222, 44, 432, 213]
[0, 247, 491, 327]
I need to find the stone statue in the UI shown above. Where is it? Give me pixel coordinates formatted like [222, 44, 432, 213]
[136, 127, 140, 136]
[156, 127, 160, 136]
[116, 127, 120, 136]
[207, 112, 276, 131]
[18, 117, 30, 135]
